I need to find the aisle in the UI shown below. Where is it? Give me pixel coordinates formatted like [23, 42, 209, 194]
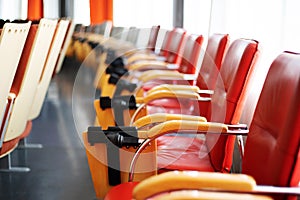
[0, 58, 97, 200]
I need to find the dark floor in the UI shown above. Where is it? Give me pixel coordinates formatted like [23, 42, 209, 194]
[0, 58, 98, 200]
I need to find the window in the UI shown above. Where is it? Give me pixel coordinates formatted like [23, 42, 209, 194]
[43, 0, 59, 19]
[0, 0, 27, 20]
[73, 0, 90, 25]
[183, 0, 211, 36]
[113, 0, 173, 29]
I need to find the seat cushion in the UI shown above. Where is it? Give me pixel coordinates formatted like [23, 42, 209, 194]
[157, 135, 215, 172]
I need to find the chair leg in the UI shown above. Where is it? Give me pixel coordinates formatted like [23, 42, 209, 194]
[0, 153, 30, 172]
[17, 138, 43, 149]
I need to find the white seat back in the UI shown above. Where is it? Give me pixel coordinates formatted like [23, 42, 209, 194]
[0, 22, 31, 145]
[4, 19, 58, 142]
[28, 19, 70, 120]
[55, 20, 75, 74]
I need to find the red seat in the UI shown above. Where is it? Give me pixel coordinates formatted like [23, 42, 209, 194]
[156, 38, 260, 172]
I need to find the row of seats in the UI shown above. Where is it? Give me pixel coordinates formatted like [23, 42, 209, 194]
[66, 21, 299, 200]
[0, 18, 74, 171]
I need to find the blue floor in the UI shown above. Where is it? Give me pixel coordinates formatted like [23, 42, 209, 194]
[0, 58, 97, 199]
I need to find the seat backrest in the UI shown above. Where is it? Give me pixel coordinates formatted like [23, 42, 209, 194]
[3, 19, 57, 142]
[242, 52, 300, 189]
[55, 20, 75, 74]
[146, 25, 160, 52]
[205, 38, 260, 172]
[0, 21, 31, 145]
[194, 34, 229, 118]
[28, 19, 70, 120]
[177, 34, 204, 74]
[196, 33, 229, 91]
[164, 28, 187, 64]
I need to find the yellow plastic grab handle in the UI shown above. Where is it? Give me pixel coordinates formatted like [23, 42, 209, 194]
[137, 120, 228, 139]
[138, 70, 183, 81]
[128, 60, 168, 71]
[139, 71, 184, 82]
[133, 113, 207, 128]
[137, 90, 200, 104]
[127, 53, 157, 64]
[148, 84, 201, 94]
[133, 171, 257, 200]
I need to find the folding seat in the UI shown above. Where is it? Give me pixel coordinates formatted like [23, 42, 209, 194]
[0, 19, 58, 170]
[99, 51, 300, 200]
[0, 21, 31, 147]
[54, 20, 75, 74]
[28, 19, 70, 121]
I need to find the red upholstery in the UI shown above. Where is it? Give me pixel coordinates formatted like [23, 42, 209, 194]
[156, 38, 260, 172]
[205, 39, 259, 172]
[242, 52, 300, 192]
[157, 30, 171, 58]
[195, 33, 229, 117]
[177, 34, 203, 74]
[163, 28, 187, 64]
[146, 25, 160, 52]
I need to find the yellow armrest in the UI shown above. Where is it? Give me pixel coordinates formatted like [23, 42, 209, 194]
[133, 113, 207, 128]
[137, 120, 228, 139]
[135, 90, 200, 104]
[128, 60, 168, 71]
[127, 53, 157, 63]
[139, 71, 184, 82]
[133, 171, 257, 200]
[138, 70, 182, 81]
[148, 84, 201, 94]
